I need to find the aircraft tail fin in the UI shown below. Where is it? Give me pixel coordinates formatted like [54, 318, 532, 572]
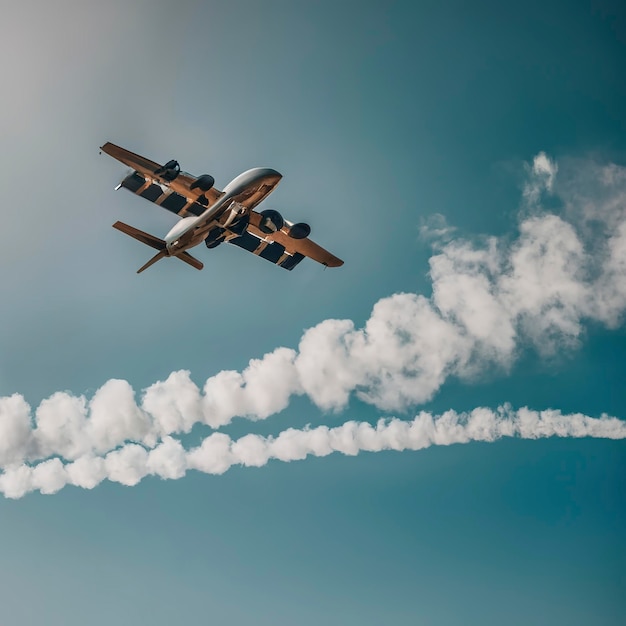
[113, 221, 204, 273]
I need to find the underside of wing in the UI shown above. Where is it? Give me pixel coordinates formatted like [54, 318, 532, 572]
[116, 170, 214, 218]
[101, 142, 223, 213]
[245, 211, 344, 268]
[226, 229, 307, 271]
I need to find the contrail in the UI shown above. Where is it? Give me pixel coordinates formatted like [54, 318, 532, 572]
[1, 153, 625, 497]
[1, 406, 624, 498]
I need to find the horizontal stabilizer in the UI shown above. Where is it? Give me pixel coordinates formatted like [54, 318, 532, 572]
[175, 251, 204, 270]
[112, 221, 166, 251]
[137, 250, 167, 274]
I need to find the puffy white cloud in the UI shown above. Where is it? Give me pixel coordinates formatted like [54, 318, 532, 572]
[202, 347, 301, 427]
[88, 380, 152, 453]
[269, 426, 333, 462]
[419, 213, 457, 242]
[0, 395, 33, 466]
[146, 437, 187, 480]
[593, 220, 626, 326]
[141, 371, 203, 438]
[355, 294, 472, 410]
[0, 464, 33, 499]
[31, 458, 67, 495]
[66, 455, 107, 490]
[231, 434, 271, 467]
[186, 433, 233, 475]
[295, 318, 360, 411]
[295, 294, 474, 413]
[34, 392, 89, 460]
[500, 215, 590, 350]
[104, 444, 149, 486]
[429, 240, 515, 364]
[524, 151, 558, 203]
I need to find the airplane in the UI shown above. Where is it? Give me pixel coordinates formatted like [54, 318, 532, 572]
[100, 142, 344, 273]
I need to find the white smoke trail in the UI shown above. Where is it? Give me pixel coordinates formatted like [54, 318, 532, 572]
[1, 153, 625, 496]
[1, 406, 624, 499]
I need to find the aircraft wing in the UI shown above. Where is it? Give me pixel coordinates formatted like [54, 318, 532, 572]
[225, 210, 343, 270]
[101, 142, 223, 214]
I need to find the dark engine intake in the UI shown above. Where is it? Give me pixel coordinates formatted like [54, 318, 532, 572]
[259, 209, 285, 234]
[190, 174, 215, 192]
[286, 222, 311, 239]
[154, 159, 180, 182]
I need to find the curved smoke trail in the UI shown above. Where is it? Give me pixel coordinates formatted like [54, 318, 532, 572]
[1, 405, 625, 499]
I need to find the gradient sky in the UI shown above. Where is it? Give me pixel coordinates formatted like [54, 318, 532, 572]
[1, 1, 625, 624]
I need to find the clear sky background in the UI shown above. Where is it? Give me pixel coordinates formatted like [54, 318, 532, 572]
[1, 1, 625, 624]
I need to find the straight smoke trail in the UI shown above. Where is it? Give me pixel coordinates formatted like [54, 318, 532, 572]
[1, 406, 625, 499]
[1, 152, 625, 498]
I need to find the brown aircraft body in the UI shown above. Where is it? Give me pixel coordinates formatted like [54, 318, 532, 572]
[101, 142, 344, 273]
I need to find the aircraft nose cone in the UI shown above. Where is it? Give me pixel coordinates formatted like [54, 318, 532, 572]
[223, 167, 282, 196]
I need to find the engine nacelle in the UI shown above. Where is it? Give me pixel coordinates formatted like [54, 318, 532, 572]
[286, 222, 311, 239]
[258, 209, 284, 234]
[154, 159, 180, 182]
[190, 174, 215, 192]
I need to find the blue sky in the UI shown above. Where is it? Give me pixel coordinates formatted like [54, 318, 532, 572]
[1, 1, 625, 624]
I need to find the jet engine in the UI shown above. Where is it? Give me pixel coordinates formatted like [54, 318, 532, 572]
[190, 174, 215, 192]
[258, 209, 284, 234]
[154, 159, 180, 182]
[285, 222, 311, 239]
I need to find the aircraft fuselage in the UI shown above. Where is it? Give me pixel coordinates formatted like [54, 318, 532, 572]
[164, 167, 281, 255]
